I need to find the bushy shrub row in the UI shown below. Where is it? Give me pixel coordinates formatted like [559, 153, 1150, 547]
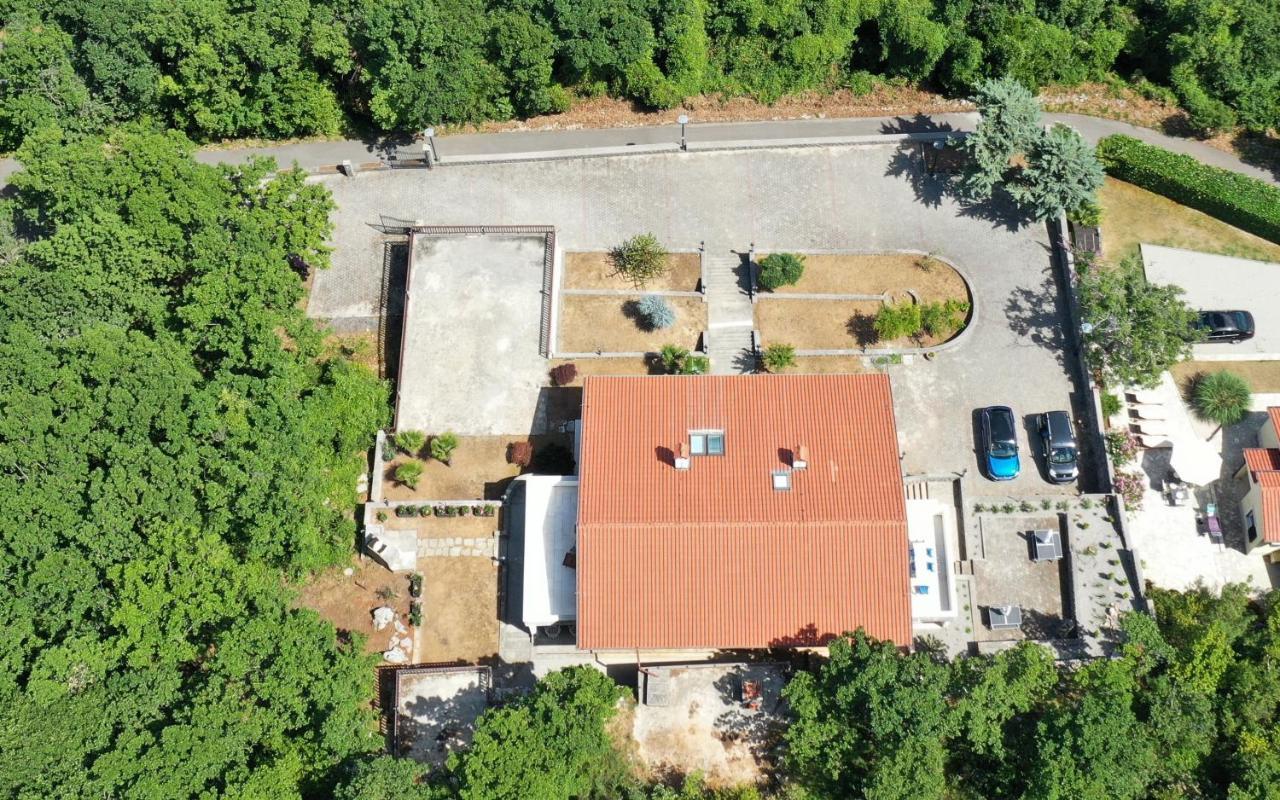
[1097, 135, 1280, 244]
[393, 503, 498, 518]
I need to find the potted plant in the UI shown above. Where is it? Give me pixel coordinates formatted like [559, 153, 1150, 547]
[409, 573, 423, 598]
[409, 601, 422, 627]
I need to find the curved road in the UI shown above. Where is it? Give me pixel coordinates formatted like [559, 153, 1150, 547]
[0, 112, 1274, 186]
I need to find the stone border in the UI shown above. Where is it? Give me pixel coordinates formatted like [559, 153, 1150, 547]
[752, 248, 978, 357]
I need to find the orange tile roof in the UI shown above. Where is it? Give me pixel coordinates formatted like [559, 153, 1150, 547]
[576, 374, 911, 650]
[1257, 472, 1280, 544]
[1244, 448, 1280, 474]
[1270, 407, 1280, 438]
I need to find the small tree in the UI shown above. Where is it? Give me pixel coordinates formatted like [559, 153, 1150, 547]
[610, 233, 667, 287]
[636, 294, 676, 329]
[1076, 255, 1200, 388]
[393, 430, 426, 455]
[508, 440, 533, 467]
[1104, 429, 1139, 467]
[1007, 123, 1105, 221]
[394, 460, 423, 489]
[920, 299, 970, 339]
[758, 253, 806, 290]
[682, 354, 710, 374]
[549, 363, 577, 386]
[763, 343, 796, 372]
[430, 432, 459, 464]
[1193, 371, 1251, 426]
[961, 76, 1043, 202]
[657, 344, 708, 375]
[874, 301, 923, 342]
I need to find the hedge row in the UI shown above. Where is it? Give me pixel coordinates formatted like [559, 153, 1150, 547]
[1096, 134, 1280, 245]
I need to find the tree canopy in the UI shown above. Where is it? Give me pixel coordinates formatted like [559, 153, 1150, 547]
[0, 124, 387, 798]
[1, 0, 1276, 151]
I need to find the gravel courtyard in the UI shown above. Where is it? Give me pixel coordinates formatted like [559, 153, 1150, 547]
[308, 143, 1085, 494]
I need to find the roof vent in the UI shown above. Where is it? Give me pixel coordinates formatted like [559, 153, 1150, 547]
[793, 445, 809, 470]
[674, 442, 690, 470]
[772, 471, 792, 491]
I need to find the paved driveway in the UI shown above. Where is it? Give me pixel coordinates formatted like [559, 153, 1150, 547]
[310, 142, 1085, 494]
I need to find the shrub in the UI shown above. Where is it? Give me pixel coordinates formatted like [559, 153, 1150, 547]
[409, 601, 422, 627]
[1113, 470, 1146, 510]
[430, 432, 459, 464]
[762, 343, 796, 372]
[394, 460, 423, 488]
[409, 573, 423, 597]
[1104, 430, 1139, 466]
[549, 363, 578, 386]
[610, 233, 668, 286]
[757, 253, 806, 290]
[482, 504, 497, 517]
[920, 299, 970, 339]
[508, 440, 533, 467]
[1101, 391, 1122, 418]
[657, 344, 710, 375]
[376, 510, 388, 522]
[458, 505, 471, 516]
[394, 505, 412, 517]
[1193, 370, 1252, 426]
[434, 505, 446, 517]
[393, 430, 426, 455]
[636, 294, 676, 329]
[1068, 198, 1102, 226]
[1097, 135, 1280, 244]
[472, 504, 486, 515]
[417, 505, 433, 517]
[874, 301, 923, 342]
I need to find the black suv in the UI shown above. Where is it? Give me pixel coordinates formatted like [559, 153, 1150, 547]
[1197, 310, 1255, 343]
[1036, 410, 1078, 484]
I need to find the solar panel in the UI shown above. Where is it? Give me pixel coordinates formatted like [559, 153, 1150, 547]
[1032, 529, 1063, 562]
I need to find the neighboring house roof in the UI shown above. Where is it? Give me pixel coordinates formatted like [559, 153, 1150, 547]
[1270, 407, 1280, 438]
[575, 373, 911, 650]
[1243, 448, 1280, 543]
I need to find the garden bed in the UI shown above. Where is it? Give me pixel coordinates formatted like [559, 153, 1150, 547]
[381, 511, 500, 540]
[557, 294, 705, 353]
[562, 251, 701, 292]
[758, 252, 968, 301]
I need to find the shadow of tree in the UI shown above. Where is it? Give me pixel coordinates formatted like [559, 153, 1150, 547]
[879, 113, 960, 135]
[1228, 129, 1280, 182]
[847, 311, 878, 347]
[885, 144, 949, 210]
[732, 349, 760, 374]
[1003, 271, 1067, 365]
[710, 666, 790, 766]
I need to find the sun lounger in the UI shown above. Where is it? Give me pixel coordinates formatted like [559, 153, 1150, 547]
[1130, 405, 1167, 421]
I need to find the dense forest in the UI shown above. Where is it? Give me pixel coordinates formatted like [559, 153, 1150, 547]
[1, 0, 1277, 153]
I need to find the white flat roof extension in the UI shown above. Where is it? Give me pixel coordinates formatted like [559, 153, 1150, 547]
[520, 474, 578, 629]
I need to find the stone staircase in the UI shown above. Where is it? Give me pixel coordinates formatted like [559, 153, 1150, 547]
[702, 251, 757, 374]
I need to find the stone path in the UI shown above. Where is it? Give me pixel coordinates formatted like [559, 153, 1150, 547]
[702, 250, 757, 374]
[420, 536, 498, 558]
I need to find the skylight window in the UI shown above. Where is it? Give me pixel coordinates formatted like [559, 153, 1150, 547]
[772, 471, 791, 491]
[689, 430, 724, 456]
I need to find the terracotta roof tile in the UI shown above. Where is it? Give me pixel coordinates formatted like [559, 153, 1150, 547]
[1270, 407, 1280, 438]
[1258, 472, 1280, 544]
[576, 374, 911, 650]
[1244, 448, 1280, 474]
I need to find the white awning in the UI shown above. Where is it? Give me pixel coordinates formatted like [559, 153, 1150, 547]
[519, 475, 579, 629]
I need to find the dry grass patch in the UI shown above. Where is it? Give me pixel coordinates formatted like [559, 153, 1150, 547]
[1099, 178, 1280, 264]
[787, 355, 869, 374]
[756, 300, 882, 350]
[381, 513, 498, 540]
[563, 251, 701, 291]
[383, 435, 521, 501]
[548, 357, 653, 381]
[1172, 360, 1280, 394]
[762, 252, 969, 302]
[296, 558, 412, 656]
[558, 294, 705, 353]
[416, 557, 498, 664]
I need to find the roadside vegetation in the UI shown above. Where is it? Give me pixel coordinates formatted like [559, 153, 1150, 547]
[2, 0, 1277, 153]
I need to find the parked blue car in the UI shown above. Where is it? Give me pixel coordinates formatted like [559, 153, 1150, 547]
[980, 406, 1020, 480]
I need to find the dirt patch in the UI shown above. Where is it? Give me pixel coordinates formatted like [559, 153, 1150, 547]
[756, 299, 881, 350]
[1099, 178, 1280, 264]
[762, 252, 969, 301]
[563, 251, 700, 292]
[548, 357, 655, 381]
[1172, 360, 1280, 394]
[381, 513, 499, 540]
[558, 294, 705, 353]
[296, 558, 414, 657]
[786, 355, 869, 374]
[1041, 83, 1189, 132]
[416, 557, 498, 664]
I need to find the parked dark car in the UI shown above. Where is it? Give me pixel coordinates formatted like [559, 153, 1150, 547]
[979, 406, 1020, 480]
[1197, 310, 1255, 343]
[1036, 410, 1078, 484]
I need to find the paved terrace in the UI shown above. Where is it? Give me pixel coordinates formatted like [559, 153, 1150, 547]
[310, 142, 1083, 494]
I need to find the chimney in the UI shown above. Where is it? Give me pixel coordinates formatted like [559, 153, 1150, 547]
[674, 442, 690, 470]
[793, 444, 809, 470]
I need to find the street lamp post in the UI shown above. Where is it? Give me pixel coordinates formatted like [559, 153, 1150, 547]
[677, 114, 689, 151]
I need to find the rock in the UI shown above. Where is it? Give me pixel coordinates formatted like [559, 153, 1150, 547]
[394, 620, 408, 634]
[383, 646, 408, 664]
[372, 606, 395, 630]
[343, 567, 354, 577]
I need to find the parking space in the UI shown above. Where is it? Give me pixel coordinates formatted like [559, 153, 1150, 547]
[1141, 244, 1280, 361]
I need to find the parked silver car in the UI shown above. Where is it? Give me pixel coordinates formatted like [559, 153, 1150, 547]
[1036, 410, 1078, 484]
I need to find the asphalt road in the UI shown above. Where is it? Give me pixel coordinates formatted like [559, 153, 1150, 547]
[1, 112, 1274, 185]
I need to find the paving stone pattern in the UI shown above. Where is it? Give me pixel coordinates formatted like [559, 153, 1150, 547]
[420, 536, 498, 558]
